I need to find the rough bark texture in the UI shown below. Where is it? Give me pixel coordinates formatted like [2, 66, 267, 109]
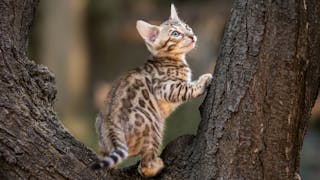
[193, 0, 320, 179]
[0, 0, 320, 180]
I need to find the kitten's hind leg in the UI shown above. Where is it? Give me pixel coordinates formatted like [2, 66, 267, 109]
[138, 120, 164, 177]
[138, 148, 164, 177]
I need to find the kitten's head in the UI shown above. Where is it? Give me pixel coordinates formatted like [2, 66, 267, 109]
[136, 4, 197, 59]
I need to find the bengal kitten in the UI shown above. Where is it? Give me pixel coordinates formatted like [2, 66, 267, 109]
[92, 4, 212, 177]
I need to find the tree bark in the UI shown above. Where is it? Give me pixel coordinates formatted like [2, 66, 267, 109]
[193, 0, 320, 179]
[1, 0, 319, 180]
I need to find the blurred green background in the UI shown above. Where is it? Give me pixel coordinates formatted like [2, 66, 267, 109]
[28, 0, 320, 179]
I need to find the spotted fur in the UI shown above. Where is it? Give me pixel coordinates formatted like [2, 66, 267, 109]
[92, 4, 212, 177]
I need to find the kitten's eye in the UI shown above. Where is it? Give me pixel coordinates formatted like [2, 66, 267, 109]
[171, 31, 180, 37]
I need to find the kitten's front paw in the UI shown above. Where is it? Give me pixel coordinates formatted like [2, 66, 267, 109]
[199, 73, 213, 87]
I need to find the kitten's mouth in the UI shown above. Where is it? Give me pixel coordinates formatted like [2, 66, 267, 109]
[180, 36, 196, 49]
[180, 41, 195, 49]
[185, 39, 196, 48]
[189, 41, 196, 47]
[188, 36, 197, 46]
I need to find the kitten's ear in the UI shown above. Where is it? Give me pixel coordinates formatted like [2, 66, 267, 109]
[170, 4, 181, 21]
[136, 20, 159, 43]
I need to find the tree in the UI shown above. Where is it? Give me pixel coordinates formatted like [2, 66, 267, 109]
[1, 0, 320, 179]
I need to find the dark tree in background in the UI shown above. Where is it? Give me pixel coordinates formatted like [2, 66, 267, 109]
[1, 0, 320, 180]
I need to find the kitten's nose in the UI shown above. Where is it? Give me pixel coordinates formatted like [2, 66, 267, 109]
[188, 35, 196, 42]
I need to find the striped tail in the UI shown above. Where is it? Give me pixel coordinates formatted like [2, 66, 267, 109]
[91, 148, 128, 170]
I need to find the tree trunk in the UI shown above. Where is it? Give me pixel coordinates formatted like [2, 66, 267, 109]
[192, 0, 320, 179]
[1, 0, 319, 180]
